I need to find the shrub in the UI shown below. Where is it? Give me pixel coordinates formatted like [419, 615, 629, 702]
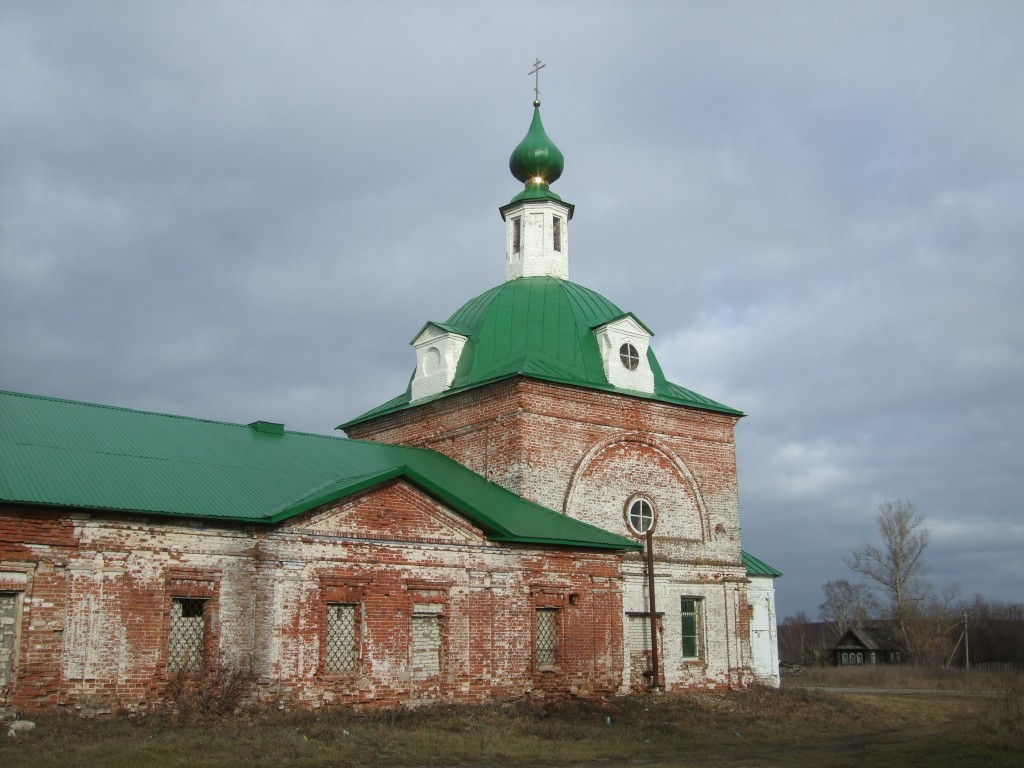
[164, 653, 253, 722]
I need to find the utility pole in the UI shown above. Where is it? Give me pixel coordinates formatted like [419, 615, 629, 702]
[964, 611, 970, 672]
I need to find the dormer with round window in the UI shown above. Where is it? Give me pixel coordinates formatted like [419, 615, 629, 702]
[410, 322, 469, 402]
[593, 313, 655, 393]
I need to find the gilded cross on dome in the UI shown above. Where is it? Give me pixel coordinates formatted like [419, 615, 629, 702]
[529, 57, 546, 106]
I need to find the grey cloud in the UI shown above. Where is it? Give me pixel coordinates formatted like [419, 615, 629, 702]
[2, 1, 1022, 621]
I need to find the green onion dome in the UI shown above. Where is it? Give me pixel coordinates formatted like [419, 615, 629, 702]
[509, 106, 564, 187]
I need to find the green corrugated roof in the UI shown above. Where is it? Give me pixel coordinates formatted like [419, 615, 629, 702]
[342, 277, 741, 428]
[0, 389, 639, 551]
[742, 551, 782, 577]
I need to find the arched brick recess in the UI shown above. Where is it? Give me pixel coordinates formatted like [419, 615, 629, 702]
[563, 433, 709, 542]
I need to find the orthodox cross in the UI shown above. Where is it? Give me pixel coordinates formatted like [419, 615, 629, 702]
[529, 58, 546, 104]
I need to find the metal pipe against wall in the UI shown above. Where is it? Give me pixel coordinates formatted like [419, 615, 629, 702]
[646, 529, 660, 690]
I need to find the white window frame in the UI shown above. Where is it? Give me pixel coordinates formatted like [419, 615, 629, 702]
[626, 497, 655, 535]
[680, 597, 702, 659]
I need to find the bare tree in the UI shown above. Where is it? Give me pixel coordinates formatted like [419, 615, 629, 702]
[846, 500, 930, 655]
[778, 612, 811, 664]
[777, 613, 835, 666]
[951, 595, 1024, 666]
[818, 579, 881, 640]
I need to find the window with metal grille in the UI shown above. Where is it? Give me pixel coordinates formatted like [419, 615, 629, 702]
[536, 608, 559, 669]
[411, 604, 443, 680]
[325, 603, 358, 674]
[553, 216, 562, 252]
[0, 592, 18, 686]
[168, 597, 206, 672]
[681, 598, 701, 658]
[512, 216, 522, 254]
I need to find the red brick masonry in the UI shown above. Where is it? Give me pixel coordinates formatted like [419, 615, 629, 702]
[0, 486, 625, 713]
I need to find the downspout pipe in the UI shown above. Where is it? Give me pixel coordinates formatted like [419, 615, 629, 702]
[646, 529, 660, 691]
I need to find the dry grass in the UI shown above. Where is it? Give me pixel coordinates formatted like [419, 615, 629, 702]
[796, 663, 1023, 692]
[2, 681, 1021, 768]
[981, 673, 1024, 736]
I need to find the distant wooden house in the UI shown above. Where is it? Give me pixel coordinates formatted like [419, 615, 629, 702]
[831, 627, 902, 666]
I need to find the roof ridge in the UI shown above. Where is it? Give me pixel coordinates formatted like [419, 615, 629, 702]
[0, 388, 351, 443]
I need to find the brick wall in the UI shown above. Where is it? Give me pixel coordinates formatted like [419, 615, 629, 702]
[346, 380, 741, 553]
[346, 378, 756, 691]
[0, 484, 625, 713]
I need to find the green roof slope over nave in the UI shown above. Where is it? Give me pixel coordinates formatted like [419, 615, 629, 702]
[0, 389, 638, 551]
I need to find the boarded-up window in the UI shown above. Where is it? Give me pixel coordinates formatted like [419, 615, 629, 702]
[411, 603, 443, 679]
[168, 597, 207, 672]
[627, 613, 663, 689]
[325, 603, 358, 674]
[553, 216, 562, 252]
[0, 593, 17, 686]
[512, 216, 522, 254]
[681, 598, 701, 658]
[536, 608, 559, 668]
[628, 614, 652, 653]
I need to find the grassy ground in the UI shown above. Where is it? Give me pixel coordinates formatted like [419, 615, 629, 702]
[793, 664, 1022, 692]
[2, 675, 1021, 768]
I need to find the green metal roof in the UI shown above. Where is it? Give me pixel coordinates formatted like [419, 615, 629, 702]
[343, 277, 741, 428]
[509, 106, 564, 185]
[742, 551, 782, 578]
[0, 389, 639, 551]
[500, 104, 574, 214]
[502, 180, 569, 209]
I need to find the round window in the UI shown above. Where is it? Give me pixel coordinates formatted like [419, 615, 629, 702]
[619, 343, 640, 371]
[627, 498, 654, 534]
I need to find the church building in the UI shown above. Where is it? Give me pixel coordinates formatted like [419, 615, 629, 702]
[0, 86, 779, 713]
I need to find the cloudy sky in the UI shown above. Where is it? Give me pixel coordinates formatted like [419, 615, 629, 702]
[2, 1, 1021, 621]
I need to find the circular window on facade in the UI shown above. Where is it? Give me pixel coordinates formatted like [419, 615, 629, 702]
[619, 342, 640, 371]
[627, 498, 654, 535]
